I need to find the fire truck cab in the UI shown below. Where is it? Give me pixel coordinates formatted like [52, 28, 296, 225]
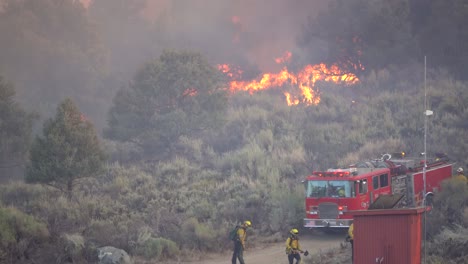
[303, 153, 452, 229]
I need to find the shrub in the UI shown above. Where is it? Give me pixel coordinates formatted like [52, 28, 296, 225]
[56, 233, 85, 263]
[0, 206, 49, 262]
[0, 182, 50, 211]
[268, 185, 305, 233]
[426, 178, 468, 235]
[426, 225, 468, 264]
[179, 217, 218, 251]
[85, 216, 146, 253]
[136, 237, 179, 260]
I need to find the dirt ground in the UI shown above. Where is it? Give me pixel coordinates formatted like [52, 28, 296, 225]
[158, 230, 348, 264]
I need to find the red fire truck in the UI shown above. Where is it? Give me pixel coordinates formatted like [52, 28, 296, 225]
[303, 152, 453, 229]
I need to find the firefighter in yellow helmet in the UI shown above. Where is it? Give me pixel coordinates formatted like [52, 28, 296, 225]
[285, 228, 304, 264]
[232, 220, 252, 264]
[454, 167, 467, 183]
[338, 188, 346, 197]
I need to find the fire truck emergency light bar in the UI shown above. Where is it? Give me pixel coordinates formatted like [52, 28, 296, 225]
[312, 168, 357, 177]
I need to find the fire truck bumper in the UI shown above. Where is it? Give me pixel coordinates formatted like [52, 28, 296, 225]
[304, 218, 352, 228]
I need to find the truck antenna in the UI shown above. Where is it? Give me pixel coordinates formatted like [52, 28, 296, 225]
[423, 56, 427, 205]
[422, 55, 431, 264]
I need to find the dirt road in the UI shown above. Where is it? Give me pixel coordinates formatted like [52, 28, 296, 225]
[165, 231, 346, 264]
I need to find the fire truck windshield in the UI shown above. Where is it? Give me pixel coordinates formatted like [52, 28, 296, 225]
[306, 180, 354, 198]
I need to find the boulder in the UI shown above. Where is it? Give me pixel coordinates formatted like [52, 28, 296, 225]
[98, 246, 132, 264]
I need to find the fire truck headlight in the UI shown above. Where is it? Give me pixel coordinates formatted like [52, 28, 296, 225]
[309, 206, 318, 214]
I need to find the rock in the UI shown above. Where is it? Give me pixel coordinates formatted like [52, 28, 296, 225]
[98, 246, 132, 264]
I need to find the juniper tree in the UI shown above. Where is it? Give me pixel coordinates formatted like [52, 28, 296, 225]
[0, 76, 35, 176]
[26, 98, 106, 199]
[105, 50, 227, 159]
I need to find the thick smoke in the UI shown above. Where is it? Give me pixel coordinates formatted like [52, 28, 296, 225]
[138, 0, 328, 71]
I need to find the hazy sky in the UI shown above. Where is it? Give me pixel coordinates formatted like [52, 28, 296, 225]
[146, 0, 328, 71]
[83, 0, 328, 71]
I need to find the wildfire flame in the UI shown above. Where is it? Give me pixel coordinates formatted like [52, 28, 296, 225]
[182, 87, 198, 97]
[220, 57, 361, 106]
[217, 64, 243, 79]
[275, 51, 292, 64]
[224, 14, 361, 105]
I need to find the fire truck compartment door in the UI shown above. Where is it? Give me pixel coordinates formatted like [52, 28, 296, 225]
[368, 193, 405, 209]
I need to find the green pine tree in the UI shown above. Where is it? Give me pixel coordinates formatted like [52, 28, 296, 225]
[105, 50, 227, 159]
[0, 75, 35, 178]
[26, 98, 106, 199]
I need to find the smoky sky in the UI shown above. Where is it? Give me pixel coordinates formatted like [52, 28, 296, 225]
[141, 0, 329, 71]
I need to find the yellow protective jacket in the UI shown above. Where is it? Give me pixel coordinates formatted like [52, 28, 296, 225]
[237, 227, 247, 248]
[348, 223, 354, 240]
[453, 174, 467, 184]
[285, 236, 301, 254]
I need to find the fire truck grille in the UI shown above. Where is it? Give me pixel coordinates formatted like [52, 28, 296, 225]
[318, 203, 339, 219]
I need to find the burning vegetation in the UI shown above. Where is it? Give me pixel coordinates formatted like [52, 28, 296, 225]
[218, 53, 362, 106]
[216, 15, 364, 106]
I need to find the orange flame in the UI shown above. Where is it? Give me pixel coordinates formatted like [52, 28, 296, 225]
[217, 64, 243, 79]
[275, 51, 292, 64]
[223, 62, 360, 106]
[182, 87, 198, 97]
[284, 92, 300, 106]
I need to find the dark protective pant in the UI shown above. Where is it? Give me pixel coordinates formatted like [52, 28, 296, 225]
[350, 240, 354, 263]
[288, 252, 301, 264]
[232, 241, 245, 264]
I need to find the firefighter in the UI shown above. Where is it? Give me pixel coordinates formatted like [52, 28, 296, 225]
[454, 167, 467, 183]
[232, 220, 252, 264]
[346, 223, 354, 263]
[338, 188, 346, 197]
[285, 228, 304, 264]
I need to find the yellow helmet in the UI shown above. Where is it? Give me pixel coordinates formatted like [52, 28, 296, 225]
[290, 228, 299, 235]
[244, 220, 252, 227]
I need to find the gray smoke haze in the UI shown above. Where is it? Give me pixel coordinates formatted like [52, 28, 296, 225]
[140, 0, 329, 71]
[0, 0, 330, 131]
